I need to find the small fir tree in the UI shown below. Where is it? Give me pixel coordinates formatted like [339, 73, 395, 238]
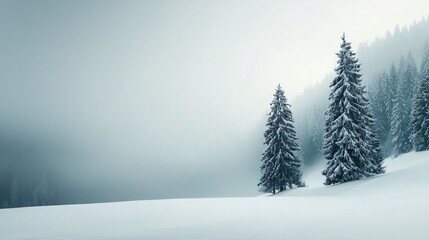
[258, 85, 302, 194]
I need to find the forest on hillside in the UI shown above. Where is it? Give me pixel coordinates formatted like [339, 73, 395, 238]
[293, 17, 429, 166]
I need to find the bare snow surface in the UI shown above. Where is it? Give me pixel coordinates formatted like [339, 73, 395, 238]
[1, 151, 429, 240]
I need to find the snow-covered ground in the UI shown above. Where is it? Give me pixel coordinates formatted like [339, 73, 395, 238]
[1, 151, 429, 240]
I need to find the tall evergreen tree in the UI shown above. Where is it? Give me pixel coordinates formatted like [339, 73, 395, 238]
[323, 34, 380, 185]
[406, 53, 419, 95]
[411, 74, 429, 151]
[397, 57, 407, 78]
[258, 85, 302, 194]
[372, 71, 390, 143]
[391, 56, 415, 155]
[412, 45, 429, 151]
[385, 64, 399, 125]
[379, 64, 400, 155]
[420, 42, 429, 81]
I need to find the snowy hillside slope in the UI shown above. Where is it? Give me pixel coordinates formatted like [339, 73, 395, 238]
[286, 151, 429, 197]
[0, 151, 429, 240]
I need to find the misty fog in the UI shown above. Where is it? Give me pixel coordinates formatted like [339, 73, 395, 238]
[1, 0, 429, 206]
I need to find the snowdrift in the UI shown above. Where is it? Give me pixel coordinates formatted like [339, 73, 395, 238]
[1, 151, 428, 240]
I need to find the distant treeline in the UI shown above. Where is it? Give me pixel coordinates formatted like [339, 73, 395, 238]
[0, 132, 78, 208]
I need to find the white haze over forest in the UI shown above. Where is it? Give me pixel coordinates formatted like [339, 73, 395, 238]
[1, 0, 429, 205]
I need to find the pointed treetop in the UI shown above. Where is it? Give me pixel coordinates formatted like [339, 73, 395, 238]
[275, 84, 286, 99]
[341, 32, 346, 42]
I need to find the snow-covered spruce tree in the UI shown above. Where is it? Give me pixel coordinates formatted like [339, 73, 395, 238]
[406, 53, 419, 95]
[386, 64, 399, 126]
[412, 45, 429, 151]
[371, 71, 390, 144]
[323, 34, 382, 185]
[391, 56, 415, 156]
[420, 43, 429, 81]
[258, 85, 302, 194]
[411, 74, 429, 151]
[375, 64, 400, 155]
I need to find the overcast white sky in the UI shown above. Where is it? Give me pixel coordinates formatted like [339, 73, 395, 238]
[1, 0, 429, 199]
